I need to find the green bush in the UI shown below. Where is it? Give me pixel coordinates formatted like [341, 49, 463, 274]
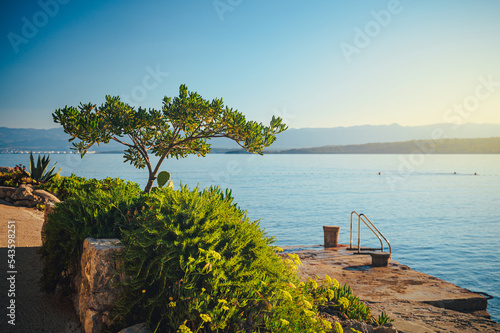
[113, 186, 332, 333]
[39, 177, 141, 293]
[38, 173, 111, 200]
[40, 179, 389, 332]
[309, 280, 372, 321]
[0, 170, 37, 187]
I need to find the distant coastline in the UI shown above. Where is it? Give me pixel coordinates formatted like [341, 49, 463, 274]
[226, 137, 500, 154]
[2, 137, 500, 154]
[1, 124, 500, 154]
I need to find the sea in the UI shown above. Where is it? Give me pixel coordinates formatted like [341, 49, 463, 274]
[1, 153, 499, 323]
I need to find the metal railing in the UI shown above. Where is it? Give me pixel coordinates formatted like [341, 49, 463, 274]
[349, 211, 391, 254]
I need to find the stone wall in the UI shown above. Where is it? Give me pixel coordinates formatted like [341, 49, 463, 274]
[0, 184, 60, 208]
[72, 238, 150, 333]
[73, 238, 124, 333]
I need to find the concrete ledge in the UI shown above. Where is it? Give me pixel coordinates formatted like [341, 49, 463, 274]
[283, 245, 500, 332]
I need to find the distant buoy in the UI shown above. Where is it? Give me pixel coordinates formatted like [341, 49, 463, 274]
[454, 172, 456, 174]
[378, 172, 381, 175]
[474, 172, 477, 175]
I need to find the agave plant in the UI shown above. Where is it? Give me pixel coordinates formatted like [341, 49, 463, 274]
[29, 153, 59, 182]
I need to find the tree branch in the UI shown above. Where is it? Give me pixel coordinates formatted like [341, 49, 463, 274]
[111, 136, 135, 148]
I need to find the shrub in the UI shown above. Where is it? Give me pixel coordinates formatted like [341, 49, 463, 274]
[113, 186, 331, 333]
[310, 280, 372, 321]
[39, 177, 141, 293]
[0, 169, 37, 187]
[40, 179, 390, 332]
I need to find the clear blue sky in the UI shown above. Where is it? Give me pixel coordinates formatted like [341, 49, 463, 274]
[1, 0, 499, 129]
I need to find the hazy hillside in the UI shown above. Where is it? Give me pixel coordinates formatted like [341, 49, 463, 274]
[269, 123, 500, 150]
[278, 137, 500, 154]
[1, 123, 500, 152]
[0, 127, 124, 151]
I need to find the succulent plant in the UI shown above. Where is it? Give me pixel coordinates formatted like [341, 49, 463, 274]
[29, 153, 59, 182]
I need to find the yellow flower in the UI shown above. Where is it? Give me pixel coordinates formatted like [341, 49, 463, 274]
[209, 250, 222, 260]
[200, 313, 212, 322]
[275, 246, 284, 252]
[338, 297, 349, 310]
[280, 289, 293, 302]
[311, 279, 318, 290]
[142, 289, 146, 293]
[280, 318, 290, 326]
[322, 319, 332, 330]
[218, 299, 228, 304]
[334, 321, 343, 333]
[288, 253, 303, 267]
[303, 299, 313, 309]
[303, 309, 316, 317]
[177, 322, 192, 333]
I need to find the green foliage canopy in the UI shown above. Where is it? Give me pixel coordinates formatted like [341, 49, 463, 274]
[53, 84, 287, 192]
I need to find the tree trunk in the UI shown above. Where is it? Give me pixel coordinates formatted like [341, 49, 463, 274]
[143, 175, 156, 193]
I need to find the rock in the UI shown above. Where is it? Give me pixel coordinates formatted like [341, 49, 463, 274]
[0, 166, 15, 173]
[342, 319, 375, 333]
[0, 198, 14, 206]
[84, 309, 99, 333]
[118, 323, 151, 333]
[73, 238, 124, 333]
[14, 200, 36, 208]
[0, 185, 60, 208]
[374, 324, 398, 333]
[11, 184, 35, 201]
[34, 189, 61, 204]
[0, 186, 15, 198]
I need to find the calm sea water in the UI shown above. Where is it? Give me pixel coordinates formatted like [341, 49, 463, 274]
[2, 153, 499, 322]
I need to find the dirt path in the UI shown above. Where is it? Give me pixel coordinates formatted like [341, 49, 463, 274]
[0, 203, 81, 333]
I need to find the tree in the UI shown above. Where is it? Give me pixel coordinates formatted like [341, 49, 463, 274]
[53, 84, 287, 193]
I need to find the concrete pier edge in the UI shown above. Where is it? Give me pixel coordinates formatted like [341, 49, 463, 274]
[283, 244, 500, 332]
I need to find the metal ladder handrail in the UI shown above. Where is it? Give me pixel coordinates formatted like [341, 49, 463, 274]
[349, 211, 391, 254]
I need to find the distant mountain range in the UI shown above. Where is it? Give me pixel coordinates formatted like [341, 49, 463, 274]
[274, 137, 500, 154]
[1, 123, 500, 153]
[268, 123, 500, 150]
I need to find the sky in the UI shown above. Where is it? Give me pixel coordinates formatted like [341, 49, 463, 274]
[1, 0, 499, 130]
